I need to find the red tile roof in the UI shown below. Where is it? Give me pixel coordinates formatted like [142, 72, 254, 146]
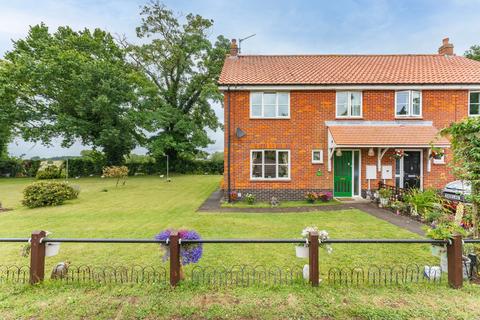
[328, 125, 450, 147]
[219, 54, 480, 85]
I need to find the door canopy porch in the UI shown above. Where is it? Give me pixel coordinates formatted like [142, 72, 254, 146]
[327, 124, 450, 172]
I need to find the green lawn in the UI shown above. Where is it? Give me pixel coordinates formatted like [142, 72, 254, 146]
[0, 175, 479, 319]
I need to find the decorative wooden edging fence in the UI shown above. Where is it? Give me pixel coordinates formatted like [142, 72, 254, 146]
[1, 231, 478, 289]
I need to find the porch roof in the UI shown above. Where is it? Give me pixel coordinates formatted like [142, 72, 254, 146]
[328, 125, 450, 148]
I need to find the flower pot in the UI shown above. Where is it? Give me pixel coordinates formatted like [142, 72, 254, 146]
[295, 246, 309, 258]
[431, 245, 442, 257]
[440, 251, 448, 273]
[45, 242, 60, 257]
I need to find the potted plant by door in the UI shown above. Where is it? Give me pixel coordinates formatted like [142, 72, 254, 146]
[378, 188, 392, 207]
[425, 221, 467, 272]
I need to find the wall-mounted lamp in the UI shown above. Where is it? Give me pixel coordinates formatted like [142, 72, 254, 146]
[336, 149, 342, 157]
[236, 128, 246, 138]
[368, 148, 375, 157]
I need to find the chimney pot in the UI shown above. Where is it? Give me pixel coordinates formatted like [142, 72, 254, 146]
[438, 37, 454, 56]
[230, 39, 238, 56]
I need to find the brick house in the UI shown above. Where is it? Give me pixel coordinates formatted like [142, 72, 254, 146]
[219, 38, 480, 201]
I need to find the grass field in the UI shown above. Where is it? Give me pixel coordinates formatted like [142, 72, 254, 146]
[0, 175, 479, 319]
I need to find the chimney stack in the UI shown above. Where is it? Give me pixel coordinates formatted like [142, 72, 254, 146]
[230, 39, 238, 56]
[438, 37, 454, 56]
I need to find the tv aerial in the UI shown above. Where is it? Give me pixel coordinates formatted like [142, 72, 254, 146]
[238, 34, 256, 54]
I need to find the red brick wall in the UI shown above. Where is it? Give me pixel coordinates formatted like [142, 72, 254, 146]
[223, 90, 469, 195]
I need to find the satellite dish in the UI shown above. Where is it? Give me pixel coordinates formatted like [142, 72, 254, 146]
[236, 128, 246, 138]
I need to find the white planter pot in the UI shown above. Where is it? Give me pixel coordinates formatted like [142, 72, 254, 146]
[295, 246, 309, 258]
[440, 251, 448, 273]
[379, 198, 388, 207]
[45, 242, 60, 257]
[431, 245, 445, 257]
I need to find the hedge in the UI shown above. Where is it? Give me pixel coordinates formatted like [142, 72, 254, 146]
[0, 156, 223, 178]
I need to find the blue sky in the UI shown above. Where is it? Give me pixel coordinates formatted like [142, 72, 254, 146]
[2, 0, 480, 158]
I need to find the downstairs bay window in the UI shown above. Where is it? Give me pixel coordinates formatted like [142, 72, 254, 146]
[251, 150, 290, 180]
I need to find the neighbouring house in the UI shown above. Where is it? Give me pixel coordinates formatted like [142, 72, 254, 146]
[219, 38, 480, 201]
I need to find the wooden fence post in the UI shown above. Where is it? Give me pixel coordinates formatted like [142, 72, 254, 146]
[30, 230, 46, 284]
[169, 232, 181, 286]
[447, 234, 463, 289]
[308, 231, 319, 287]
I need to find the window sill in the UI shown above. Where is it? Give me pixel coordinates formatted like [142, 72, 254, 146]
[395, 116, 423, 120]
[335, 117, 363, 120]
[250, 178, 291, 182]
[468, 114, 480, 117]
[249, 117, 290, 120]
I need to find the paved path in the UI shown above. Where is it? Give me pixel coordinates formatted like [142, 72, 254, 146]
[198, 189, 425, 236]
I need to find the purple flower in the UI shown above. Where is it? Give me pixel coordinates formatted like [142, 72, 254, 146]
[155, 229, 203, 265]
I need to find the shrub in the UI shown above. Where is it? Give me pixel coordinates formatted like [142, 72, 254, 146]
[36, 165, 64, 180]
[102, 166, 129, 187]
[318, 191, 333, 202]
[22, 181, 79, 208]
[245, 193, 256, 205]
[378, 188, 393, 199]
[404, 188, 446, 218]
[305, 192, 317, 203]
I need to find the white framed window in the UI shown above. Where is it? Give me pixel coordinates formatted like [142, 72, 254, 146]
[250, 92, 290, 119]
[336, 91, 362, 118]
[433, 155, 445, 164]
[395, 90, 422, 117]
[251, 150, 290, 180]
[312, 150, 323, 164]
[469, 91, 480, 116]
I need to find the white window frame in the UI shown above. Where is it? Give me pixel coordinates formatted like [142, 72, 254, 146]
[433, 154, 445, 165]
[249, 92, 290, 119]
[395, 90, 422, 117]
[469, 91, 480, 117]
[250, 150, 291, 180]
[311, 150, 324, 164]
[335, 91, 363, 118]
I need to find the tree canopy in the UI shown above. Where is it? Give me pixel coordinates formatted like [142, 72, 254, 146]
[442, 117, 480, 237]
[123, 1, 229, 161]
[465, 45, 480, 61]
[2, 24, 147, 165]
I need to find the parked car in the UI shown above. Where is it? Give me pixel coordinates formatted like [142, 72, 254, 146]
[442, 180, 471, 202]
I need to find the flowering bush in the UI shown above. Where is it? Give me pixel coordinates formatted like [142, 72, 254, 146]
[305, 192, 317, 203]
[318, 191, 333, 202]
[298, 226, 332, 254]
[102, 166, 129, 187]
[229, 191, 238, 202]
[391, 149, 406, 159]
[155, 229, 203, 265]
[244, 193, 256, 205]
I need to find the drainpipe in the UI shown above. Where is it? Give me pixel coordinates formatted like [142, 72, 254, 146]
[227, 86, 232, 202]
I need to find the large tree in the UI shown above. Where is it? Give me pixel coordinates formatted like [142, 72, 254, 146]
[123, 1, 229, 161]
[2, 24, 146, 165]
[442, 117, 480, 237]
[465, 45, 480, 61]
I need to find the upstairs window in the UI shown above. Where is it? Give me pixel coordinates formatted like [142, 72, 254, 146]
[250, 92, 289, 118]
[336, 92, 362, 118]
[470, 91, 480, 116]
[251, 150, 290, 180]
[395, 90, 421, 117]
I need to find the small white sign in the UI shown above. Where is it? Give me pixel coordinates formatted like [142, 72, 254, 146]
[366, 165, 377, 180]
[382, 166, 393, 180]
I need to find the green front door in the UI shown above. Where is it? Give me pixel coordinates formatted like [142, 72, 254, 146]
[334, 151, 352, 197]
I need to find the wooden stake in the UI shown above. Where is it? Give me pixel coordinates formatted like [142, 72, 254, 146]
[30, 230, 46, 284]
[169, 232, 181, 286]
[309, 232, 319, 286]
